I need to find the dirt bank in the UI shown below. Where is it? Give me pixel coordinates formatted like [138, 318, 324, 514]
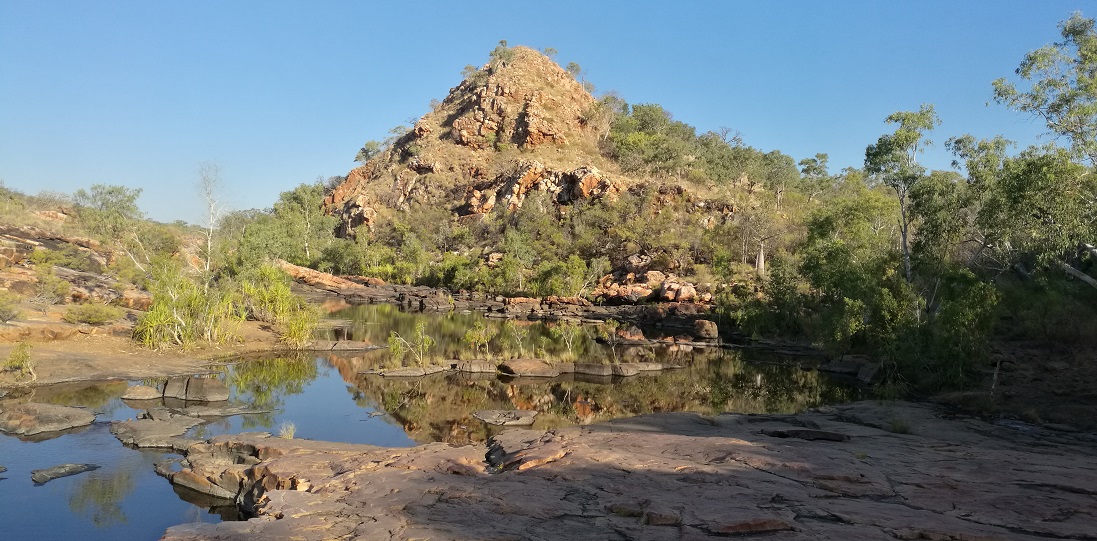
[0, 308, 284, 387]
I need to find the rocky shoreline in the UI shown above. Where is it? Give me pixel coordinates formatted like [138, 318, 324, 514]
[160, 400, 1097, 540]
[279, 259, 721, 333]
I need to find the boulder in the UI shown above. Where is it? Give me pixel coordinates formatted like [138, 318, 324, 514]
[0, 402, 95, 436]
[31, 463, 100, 485]
[626, 254, 651, 273]
[162, 376, 230, 402]
[121, 384, 161, 400]
[498, 359, 560, 378]
[676, 283, 698, 302]
[644, 270, 666, 286]
[857, 362, 881, 384]
[693, 319, 719, 340]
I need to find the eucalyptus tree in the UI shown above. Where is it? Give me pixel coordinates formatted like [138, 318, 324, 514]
[991, 12, 1097, 288]
[864, 104, 940, 283]
[798, 153, 832, 202]
[993, 13, 1097, 165]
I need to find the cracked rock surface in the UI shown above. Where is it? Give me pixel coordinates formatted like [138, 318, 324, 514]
[162, 401, 1097, 540]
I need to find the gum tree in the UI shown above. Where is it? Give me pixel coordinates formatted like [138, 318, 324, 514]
[864, 104, 940, 283]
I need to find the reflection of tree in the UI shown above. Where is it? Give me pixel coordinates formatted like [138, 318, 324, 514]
[226, 354, 318, 410]
[328, 304, 614, 363]
[349, 352, 858, 445]
[224, 354, 319, 429]
[68, 468, 134, 527]
[32, 381, 129, 415]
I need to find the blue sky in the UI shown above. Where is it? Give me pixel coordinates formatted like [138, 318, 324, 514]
[0, 1, 1085, 223]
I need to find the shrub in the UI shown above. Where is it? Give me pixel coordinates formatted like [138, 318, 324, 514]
[279, 304, 320, 349]
[388, 321, 435, 367]
[4, 342, 34, 380]
[238, 263, 319, 348]
[277, 421, 296, 439]
[0, 290, 21, 323]
[63, 304, 124, 325]
[133, 263, 242, 349]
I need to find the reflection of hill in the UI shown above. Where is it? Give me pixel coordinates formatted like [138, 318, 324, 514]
[348, 353, 856, 445]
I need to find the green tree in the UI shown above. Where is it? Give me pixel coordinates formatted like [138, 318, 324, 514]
[355, 141, 382, 165]
[798, 153, 832, 202]
[864, 104, 941, 283]
[993, 13, 1097, 164]
[73, 184, 143, 240]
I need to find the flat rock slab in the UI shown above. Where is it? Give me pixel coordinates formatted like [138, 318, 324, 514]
[31, 463, 99, 485]
[473, 410, 538, 426]
[162, 400, 1097, 541]
[376, 366, 444, 378]
[111, 414, 203, 448]
[0, 402, 95, 436]
[497, 359, 559, 378]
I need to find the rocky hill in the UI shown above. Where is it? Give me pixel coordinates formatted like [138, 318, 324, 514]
[324, 46, 629, 236]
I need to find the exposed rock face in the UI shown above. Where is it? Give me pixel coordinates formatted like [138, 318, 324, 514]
[323, 47, 621, 236]
[0, 402, 95, 436]
[593, 270, 713, 305]
[161, 401, 1097, 541]
[463, 160, 622, 214]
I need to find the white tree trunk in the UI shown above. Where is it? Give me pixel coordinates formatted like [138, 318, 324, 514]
[755, 242, 766, 277]
[1060, 261, 1097, 290]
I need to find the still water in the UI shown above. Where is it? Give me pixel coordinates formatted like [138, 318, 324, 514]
[0, 305, 858, 540]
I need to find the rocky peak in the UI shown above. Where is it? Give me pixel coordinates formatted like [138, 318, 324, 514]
[323, 46, 626, 236]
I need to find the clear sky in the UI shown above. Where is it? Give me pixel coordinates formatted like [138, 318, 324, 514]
[0, 1, 1086, 224]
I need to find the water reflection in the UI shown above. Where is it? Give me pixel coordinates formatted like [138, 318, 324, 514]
[341, 351, 855, 444]
[328, 304, 625, 364]
[68, 467, 134, 527]
[0, 306, 857, 541]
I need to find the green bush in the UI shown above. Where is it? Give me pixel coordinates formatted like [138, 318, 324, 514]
[130, 262, 318, 350]
[4, 341, 34, 380]
[63, 304, 124, 325]
[0, 290, 21, 323]
[133, 263, 243, 349]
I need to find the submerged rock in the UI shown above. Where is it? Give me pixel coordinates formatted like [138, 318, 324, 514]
[0, 402, 95, 436]
[110, 410, 203, 449]
[31, 463, 99, 485]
